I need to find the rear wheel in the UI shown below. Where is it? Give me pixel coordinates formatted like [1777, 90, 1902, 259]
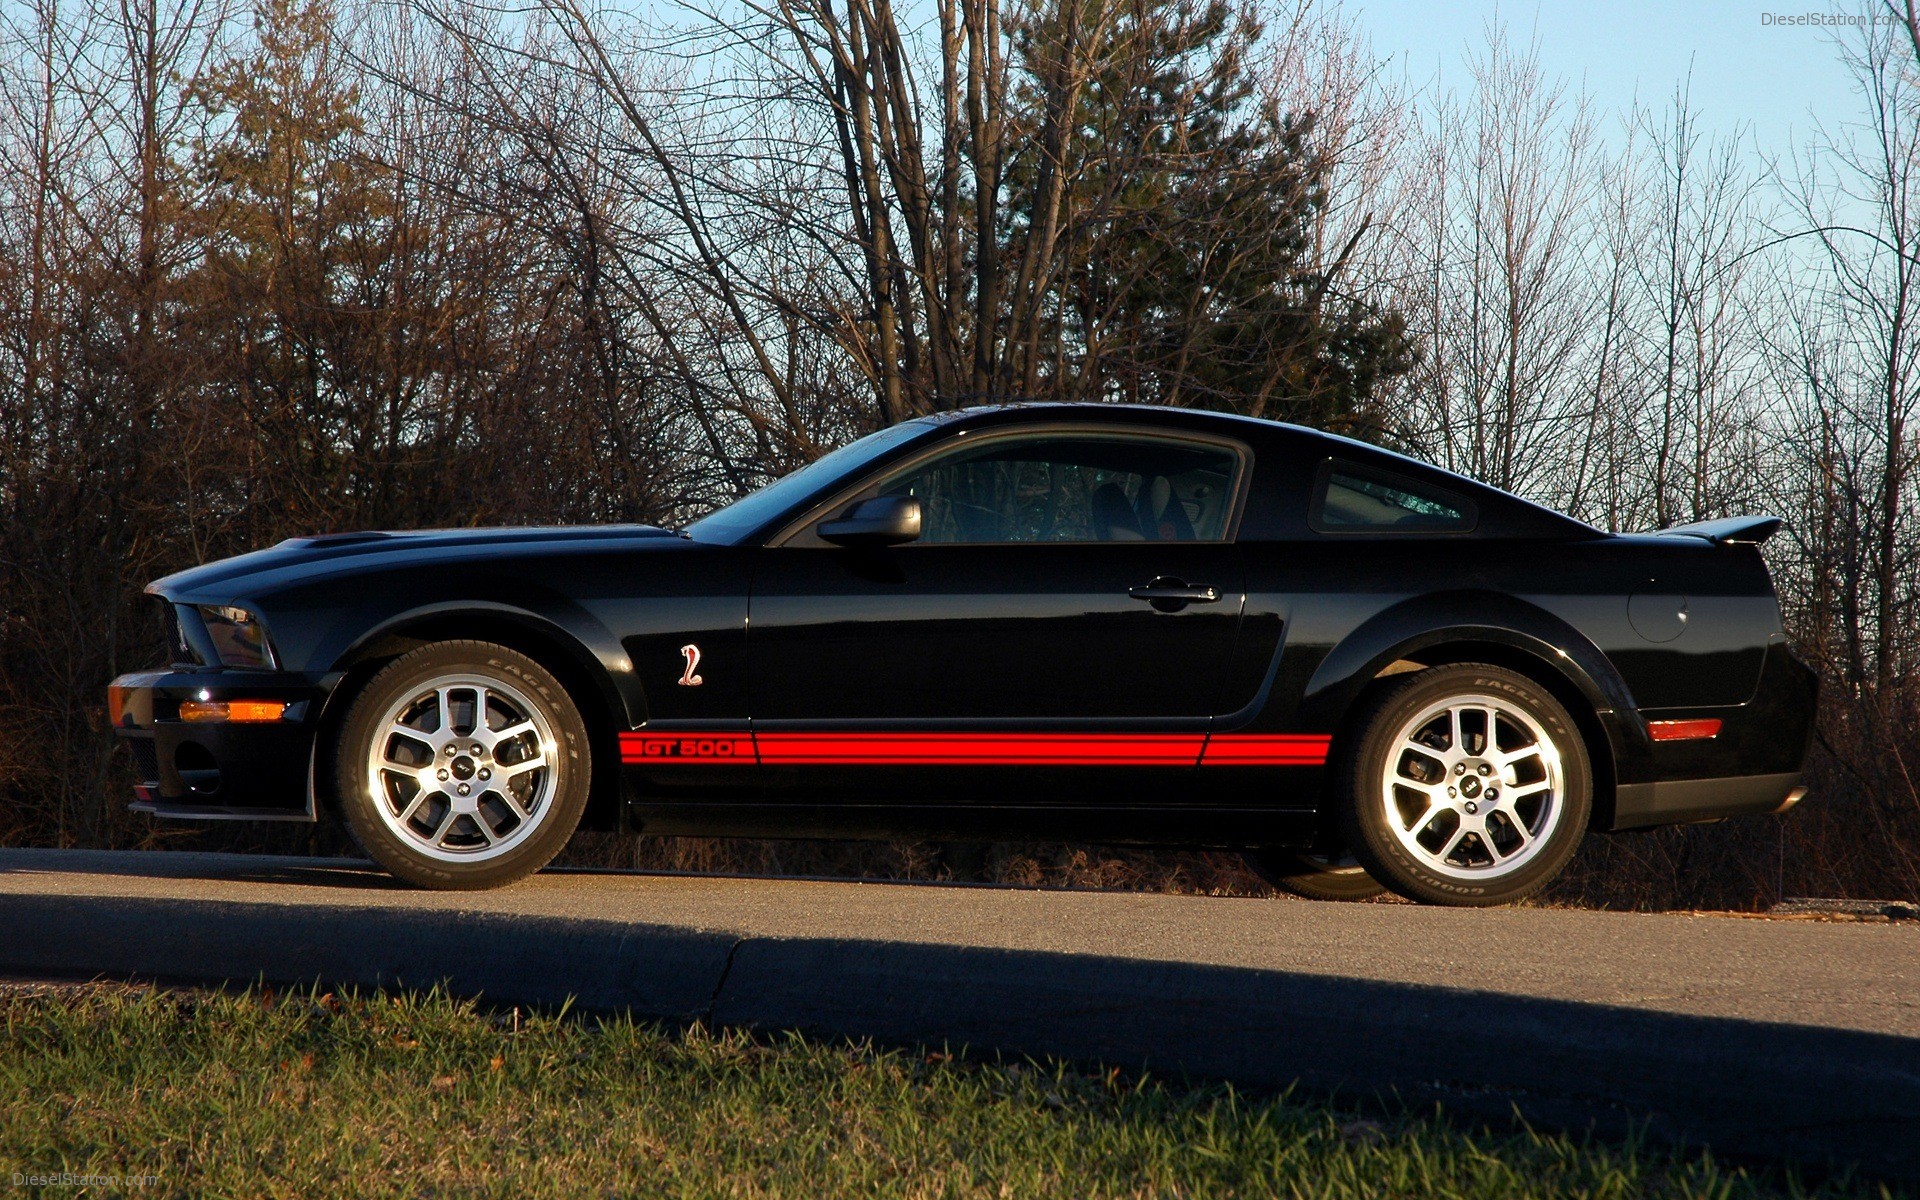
[334, 641, 590, 890]
[1339, 664, 1590, 906]
[1244, 849, 1387, 901]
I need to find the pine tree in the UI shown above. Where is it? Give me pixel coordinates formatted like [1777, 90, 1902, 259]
[1004, 0, 1410, 425]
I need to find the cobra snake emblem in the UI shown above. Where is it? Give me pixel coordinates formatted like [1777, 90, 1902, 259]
[678, 643, 704, 687]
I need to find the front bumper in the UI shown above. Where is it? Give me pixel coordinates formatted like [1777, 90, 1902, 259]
[108, 668, 333, 820]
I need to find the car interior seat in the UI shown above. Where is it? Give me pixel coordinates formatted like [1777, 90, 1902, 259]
[1091, 482, 1145, 541]
[1135, 476, 1196, 540]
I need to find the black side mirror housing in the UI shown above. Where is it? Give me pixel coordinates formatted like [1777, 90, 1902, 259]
[818, 494, 923, 547]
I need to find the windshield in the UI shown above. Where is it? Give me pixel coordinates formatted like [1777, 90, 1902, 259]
[686, 420, 937, 544]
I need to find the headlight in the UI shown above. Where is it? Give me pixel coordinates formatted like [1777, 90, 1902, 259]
[196, 604, 278, 669]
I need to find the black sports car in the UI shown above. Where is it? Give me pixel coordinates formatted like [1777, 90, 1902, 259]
[108, 404, 1815, 904]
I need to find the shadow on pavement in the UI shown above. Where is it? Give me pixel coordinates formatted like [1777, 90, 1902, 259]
[0, 887, 1912, 1182]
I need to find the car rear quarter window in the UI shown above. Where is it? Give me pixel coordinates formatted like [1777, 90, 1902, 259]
[1311, 460, 1475, 533]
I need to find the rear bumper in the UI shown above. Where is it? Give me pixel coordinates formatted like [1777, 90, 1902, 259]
[108, 668, 332, 821]
[1605, 637, 1818, 831]
[1612, 771, 1805, 829]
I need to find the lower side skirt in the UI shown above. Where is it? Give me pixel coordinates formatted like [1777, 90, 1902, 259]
[626, 801, 1319, 848]
[130, 799, 316, 823]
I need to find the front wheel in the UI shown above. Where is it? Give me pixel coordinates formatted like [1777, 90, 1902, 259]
[334, 641, 591, 890]
[1338, 664, 1591, 907]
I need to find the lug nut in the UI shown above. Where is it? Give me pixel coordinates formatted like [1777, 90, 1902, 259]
[444, 745, 455, 757]
[1477, 763, 1492, 776]
[1454, 763, 1466, 775]
[437, 769, 449, 781]
[1447, 786, 1457, 797]
[457, 783, 471, 796]
[478, 768, 491, 781]
[1485, 788, 1498, 800]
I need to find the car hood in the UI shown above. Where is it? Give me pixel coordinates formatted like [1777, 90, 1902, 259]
[150, 524, 683, 602]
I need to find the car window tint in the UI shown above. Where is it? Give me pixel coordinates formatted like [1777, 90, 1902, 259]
[875, 435, 1238, 544]
[1318, 465, 1470, 531]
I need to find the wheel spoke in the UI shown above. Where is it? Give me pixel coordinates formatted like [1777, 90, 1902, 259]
[1498, 811, 1533, 853]
[429, 806, 457, 846]
[1503, 778, 1552, 800]
[1491, 743, 1535, 770]
[484, 719, 538, 749]
[491, 786, 529, 821]
[1437, 823, 1471, 863]
[385, 723, 434, 752]
[1395, 741, 1447, 777]
[502, 754, 547, 779]
[397, 787, 435, 825]
[1401, 786, 1448, 834]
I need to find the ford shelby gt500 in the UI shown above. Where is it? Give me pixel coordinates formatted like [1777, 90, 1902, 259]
[108, 404, 1815, 904]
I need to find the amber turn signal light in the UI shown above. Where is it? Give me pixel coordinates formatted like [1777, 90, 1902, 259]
[1648, 718, 1722, 741]
[178, 699, 288, 723]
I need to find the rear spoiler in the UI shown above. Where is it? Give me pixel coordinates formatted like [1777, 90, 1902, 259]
[1650, 515, 1783, 546]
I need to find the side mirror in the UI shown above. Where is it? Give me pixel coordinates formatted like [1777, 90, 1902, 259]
[818, 494, 922, 547]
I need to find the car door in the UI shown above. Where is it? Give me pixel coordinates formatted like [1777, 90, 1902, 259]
[745, 426, 1251, 803]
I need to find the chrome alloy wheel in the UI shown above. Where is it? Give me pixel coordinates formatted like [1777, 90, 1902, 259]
[365, 673, 559, 863]
[1379, 693, 1565, 880]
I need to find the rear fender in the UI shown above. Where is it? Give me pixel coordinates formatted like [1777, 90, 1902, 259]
[1300, 590, 1632, 750]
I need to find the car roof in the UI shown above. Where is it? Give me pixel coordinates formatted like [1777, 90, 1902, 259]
[930, 401, 1288, 436]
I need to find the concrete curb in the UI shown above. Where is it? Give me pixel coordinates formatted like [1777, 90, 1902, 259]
[4, 889, 1916, 1179]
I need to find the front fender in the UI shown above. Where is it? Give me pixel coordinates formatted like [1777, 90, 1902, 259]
[1299, 590, 1633, 730]
[319, 597, 645, 729]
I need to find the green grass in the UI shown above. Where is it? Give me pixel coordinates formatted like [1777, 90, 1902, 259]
[0, 983, 1894, 1199]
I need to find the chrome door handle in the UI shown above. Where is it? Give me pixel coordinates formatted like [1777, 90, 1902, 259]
[1128, 579, 1221, 604]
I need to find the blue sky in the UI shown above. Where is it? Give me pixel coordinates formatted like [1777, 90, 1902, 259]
[1351, 0, 1868, 159]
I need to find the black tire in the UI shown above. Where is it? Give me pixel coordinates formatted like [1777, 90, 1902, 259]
[1244, 849, 1388, 901]
[333, 640, 591, 890]
[1337, 663, 1591, 907]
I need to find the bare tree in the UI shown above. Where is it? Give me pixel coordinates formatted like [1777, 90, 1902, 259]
[1380, 23, 1598, 497]
[1773, 9, 1920, 698]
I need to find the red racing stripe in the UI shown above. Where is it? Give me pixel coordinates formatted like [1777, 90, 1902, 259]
[1198, 734, 1332, 766]
[620, 729, 1331, 766]
[756, 732, 1205, 766]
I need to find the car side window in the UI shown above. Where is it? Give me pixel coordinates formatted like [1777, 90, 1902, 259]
[872, 434, 1240, 544]
[1312, 461, 1474, 532]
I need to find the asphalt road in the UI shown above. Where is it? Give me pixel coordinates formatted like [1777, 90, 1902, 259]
[2, 849, 1916, 1177]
